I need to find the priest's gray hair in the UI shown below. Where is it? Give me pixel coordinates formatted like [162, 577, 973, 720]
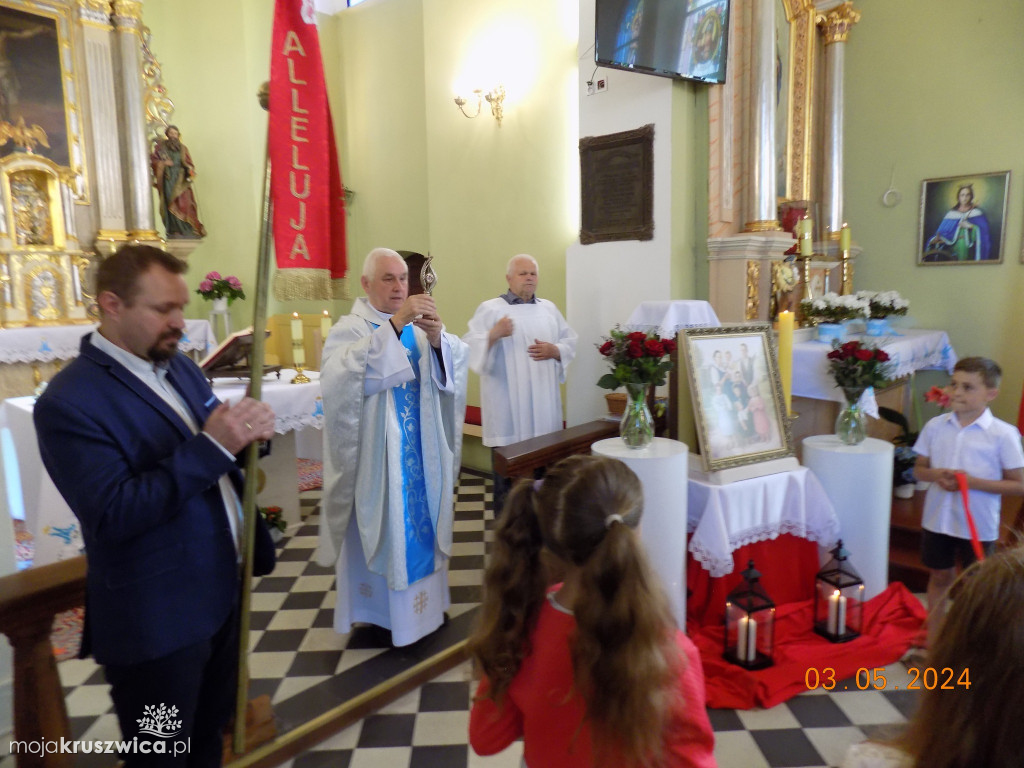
[506, 253, 538, 276]
[362, 247, 406, 280]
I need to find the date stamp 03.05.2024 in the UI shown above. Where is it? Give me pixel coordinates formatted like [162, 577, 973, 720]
[805, 667, 971, 692]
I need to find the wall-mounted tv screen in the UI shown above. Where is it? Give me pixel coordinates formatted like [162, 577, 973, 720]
[595, 0, 730, 84]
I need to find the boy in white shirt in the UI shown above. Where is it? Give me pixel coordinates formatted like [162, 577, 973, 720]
[913, 357, 1024, 649]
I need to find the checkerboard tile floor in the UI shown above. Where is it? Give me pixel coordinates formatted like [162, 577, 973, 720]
[2, 471, 917, 768]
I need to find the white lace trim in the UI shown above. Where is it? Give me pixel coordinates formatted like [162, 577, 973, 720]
[689, 518, 840, 578]
[274, 413, 324, 434]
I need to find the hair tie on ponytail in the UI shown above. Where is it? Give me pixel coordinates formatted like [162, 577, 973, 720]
[604, 513, 624, 529]
[533, 478, 544, 492]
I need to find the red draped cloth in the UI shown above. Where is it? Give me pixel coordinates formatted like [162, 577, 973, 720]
[687, 534, 821, 629]
[692, 582, 926, 710]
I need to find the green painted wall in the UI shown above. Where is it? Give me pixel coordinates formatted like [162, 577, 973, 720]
[670, 82, 703, 301]
[143, 0, 274, 327]
[845, 0, 1024, 422]
[330, 0, 429, 272]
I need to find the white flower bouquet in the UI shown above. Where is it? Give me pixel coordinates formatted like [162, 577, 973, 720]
[799, 292, 871, 324]
[855, 290, 910, 319]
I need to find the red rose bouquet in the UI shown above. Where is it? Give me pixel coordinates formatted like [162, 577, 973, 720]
[259, 505, 286, 533]
[826, 340, 892, 401]
[597, 326, 676, 390]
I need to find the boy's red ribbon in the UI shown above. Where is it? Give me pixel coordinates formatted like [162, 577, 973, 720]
[954, 471, 985, 562]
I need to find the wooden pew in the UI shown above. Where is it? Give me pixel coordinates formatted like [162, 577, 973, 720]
[492, 419, 619, 479]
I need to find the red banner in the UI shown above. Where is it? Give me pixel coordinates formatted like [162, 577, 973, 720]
[269, 0, 347, 300]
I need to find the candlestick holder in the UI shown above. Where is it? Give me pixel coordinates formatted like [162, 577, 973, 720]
[839, 248, 853, 295]
[290, 339, 309, 383]
[793, 253, 815, 303]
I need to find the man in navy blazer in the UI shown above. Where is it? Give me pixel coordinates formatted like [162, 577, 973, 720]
[35, 245, 276, 766]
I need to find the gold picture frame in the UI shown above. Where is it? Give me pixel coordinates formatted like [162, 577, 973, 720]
[0, 0, 89, 203]
[681, 324, 794, 471]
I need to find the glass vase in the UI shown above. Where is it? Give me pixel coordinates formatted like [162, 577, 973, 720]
[620, 383, 654, 449]
[835, 388, 867, 445]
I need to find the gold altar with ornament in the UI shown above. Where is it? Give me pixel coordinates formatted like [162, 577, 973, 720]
[0, 153, 95, 328]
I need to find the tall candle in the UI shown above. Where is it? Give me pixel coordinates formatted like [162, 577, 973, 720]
[321, 310, 332, 341]
[837, 594, 847, 635]
[800, 231, 813, 256]
[839, 223, 851, 252]
[291, 312, 305, 368]
[777, 311, 794, 416]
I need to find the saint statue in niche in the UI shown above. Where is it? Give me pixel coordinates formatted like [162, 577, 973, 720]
[150, 124, 206, 239]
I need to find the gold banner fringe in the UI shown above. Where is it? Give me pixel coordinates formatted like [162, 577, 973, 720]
[272, 268, 344, 302]
[332, 277, 349, 301]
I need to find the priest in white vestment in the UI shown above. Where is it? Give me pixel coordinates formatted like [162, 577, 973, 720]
[318, 248, 468, 646]
[463, 254, 577, 510]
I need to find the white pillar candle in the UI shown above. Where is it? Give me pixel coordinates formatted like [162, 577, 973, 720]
[321, 310, 332, 341]
[738, 616, 757, 662]
[837, 594, 847, 635]
[746, 615, 757, 661]
[828, 590, 841, 635]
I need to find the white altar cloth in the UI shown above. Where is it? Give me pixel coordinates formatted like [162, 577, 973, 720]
[211, 369, 324, 434]
[792, 328, 956, 402]
[1, 369, 322, 566]
[626, 300, 721, 336]
[0, 319, 214, 363]
[687, 466, 840, 578]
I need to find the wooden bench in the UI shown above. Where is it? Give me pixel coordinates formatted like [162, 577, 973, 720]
[493, 419, 619, 479]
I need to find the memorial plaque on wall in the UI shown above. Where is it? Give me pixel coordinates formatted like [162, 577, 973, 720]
[579, 124, 654, 244]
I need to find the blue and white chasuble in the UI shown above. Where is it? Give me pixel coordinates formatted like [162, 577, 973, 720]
[395, 324, 435, 585]
[319, 298, 468, 646]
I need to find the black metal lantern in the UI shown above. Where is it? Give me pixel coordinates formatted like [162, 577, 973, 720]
[724, 560, 775, 670]
[814, 539, 865, 642]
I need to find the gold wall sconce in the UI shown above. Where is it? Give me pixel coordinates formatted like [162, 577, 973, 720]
[453, 85, 505, 126]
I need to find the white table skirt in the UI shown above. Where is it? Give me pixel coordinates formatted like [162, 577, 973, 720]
[1, 370, 322, 566]
[792, 328, 956, 402]
[0, 319, 214, 363]
[687, 466, 840, 578]
[626, 300, 721, 337]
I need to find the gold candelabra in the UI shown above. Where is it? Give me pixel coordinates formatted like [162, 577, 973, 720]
[290, 339, 310, 383]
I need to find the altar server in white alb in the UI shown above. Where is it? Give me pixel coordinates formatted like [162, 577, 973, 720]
[318, 248, 468, 646]
[464, 254, 577, 508]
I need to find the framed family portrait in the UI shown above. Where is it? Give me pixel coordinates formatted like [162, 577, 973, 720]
[918, 171, 1009, 265]
[680, 324, 794, 472]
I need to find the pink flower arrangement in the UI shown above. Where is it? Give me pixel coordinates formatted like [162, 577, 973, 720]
[196, 271, 246, 304]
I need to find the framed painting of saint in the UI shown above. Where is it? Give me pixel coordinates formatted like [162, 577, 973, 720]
[918, 171, 1009, 265]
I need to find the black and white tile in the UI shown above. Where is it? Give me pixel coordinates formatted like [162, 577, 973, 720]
[2, 472, 918, 768]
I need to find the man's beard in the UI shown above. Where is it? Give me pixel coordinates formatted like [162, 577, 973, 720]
[147, 330, 182, 362]
[166, 138, 182, 152]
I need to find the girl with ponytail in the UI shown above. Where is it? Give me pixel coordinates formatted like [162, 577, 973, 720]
[468, 455, 716, 768]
